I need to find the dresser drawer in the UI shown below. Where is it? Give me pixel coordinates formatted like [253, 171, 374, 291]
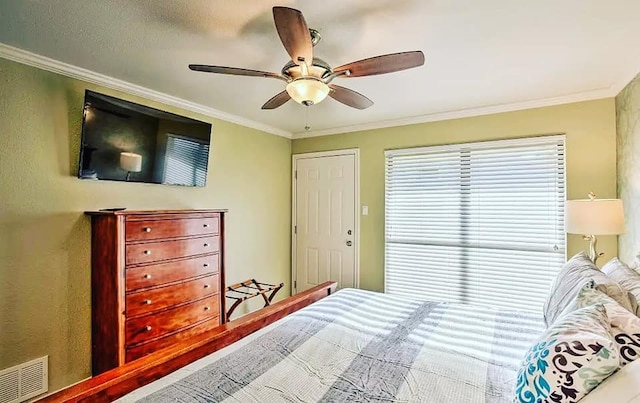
[126, 275, 219, 318]
[125, 216, 219, 242]
[126, 255, 218, 291]
[126, 296, 219, 345]
[126, 317, 222, 362]
[126, 236, 219, 265]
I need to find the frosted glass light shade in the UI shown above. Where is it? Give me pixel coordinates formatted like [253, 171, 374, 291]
[286, 78, 330, 105]
[566, 199, 625, 235]
[120, 152, 142, 172]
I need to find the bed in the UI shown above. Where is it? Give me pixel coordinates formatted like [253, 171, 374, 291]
[115, 288, 543, 402]
[42, 279, 640, 402]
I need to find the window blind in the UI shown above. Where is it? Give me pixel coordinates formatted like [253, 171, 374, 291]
[164, 134, 209, 187]
[384, 135, 565, 312]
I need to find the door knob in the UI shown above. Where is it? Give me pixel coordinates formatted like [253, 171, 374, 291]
[346, 240, 352, 246]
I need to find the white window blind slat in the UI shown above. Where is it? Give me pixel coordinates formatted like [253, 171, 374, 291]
[384, 135, 566, 312]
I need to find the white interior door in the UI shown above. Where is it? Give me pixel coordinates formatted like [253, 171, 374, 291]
[294, 153, 357, 293]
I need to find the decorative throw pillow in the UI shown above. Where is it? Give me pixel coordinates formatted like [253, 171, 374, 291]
[543, 252, 634, 326]
[570, 282, 640, 366]
[602, 258, 640, 316]
[515, 304, 620, 403]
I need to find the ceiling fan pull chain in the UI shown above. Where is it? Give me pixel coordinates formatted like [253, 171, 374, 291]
[304, 105, 311, 131]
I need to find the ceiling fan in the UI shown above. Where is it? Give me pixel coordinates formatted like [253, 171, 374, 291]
[189, 6, 425, 110]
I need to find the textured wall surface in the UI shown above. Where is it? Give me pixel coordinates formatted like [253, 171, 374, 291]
[0, 57, 291, 392]
[293, 99, 618, 292]
[616, 73, 640, 264]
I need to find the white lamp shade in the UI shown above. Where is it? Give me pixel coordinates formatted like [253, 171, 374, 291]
[286, 78, 330, 105]
[566, 198, 625, 235]
[120, 152, 142, 172]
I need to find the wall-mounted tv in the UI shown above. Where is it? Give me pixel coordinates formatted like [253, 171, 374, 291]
[78, 90, 212, 187]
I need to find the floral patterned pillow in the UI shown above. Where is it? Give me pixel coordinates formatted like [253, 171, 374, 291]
[514, 304, 619, 403]
[572, 282, 640, 366]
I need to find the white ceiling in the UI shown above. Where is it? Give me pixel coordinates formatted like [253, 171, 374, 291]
[1, 0, 640, 138]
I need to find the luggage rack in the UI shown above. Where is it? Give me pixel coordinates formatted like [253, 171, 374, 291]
[225, 279, 285, 321]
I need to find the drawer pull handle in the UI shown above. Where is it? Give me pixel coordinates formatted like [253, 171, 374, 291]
[144, 300, 152, 305]
[144, 274, 152, 279]
[204, 224, 209, 228]
[144, 250, 152, 255]
[204, 243, 209, 247]
[203, 263, 209, 267]
[145, 325, 152, 332]
[204, 306, 210, 311]
[144, 227, 151, 233]
[204, 284, 210, 289]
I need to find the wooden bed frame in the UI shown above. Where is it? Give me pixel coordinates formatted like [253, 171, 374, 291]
[39, 281, 337, 402]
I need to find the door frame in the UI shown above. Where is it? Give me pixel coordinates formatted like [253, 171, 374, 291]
[291, 148, 360, 295]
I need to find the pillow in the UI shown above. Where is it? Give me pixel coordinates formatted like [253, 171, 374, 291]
[602, 258, 640, 315]
[580, 357, 640, 403]
[631, 253, 640, 272]
[543, 252, 634, 326]
[569, 282, 640, 366]
[514, 304, 620, 403]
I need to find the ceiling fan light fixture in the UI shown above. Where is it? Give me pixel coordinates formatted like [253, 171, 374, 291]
[286, 77, 330, 106]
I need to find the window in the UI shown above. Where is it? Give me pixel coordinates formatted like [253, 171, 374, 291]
[384, 135, 565, 312]
[164, 134, 209, 187]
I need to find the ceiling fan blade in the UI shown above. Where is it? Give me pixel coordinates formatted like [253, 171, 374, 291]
[188, 64, 284, 80]
[334, 51, 425, 77]
[272, 6, 313, 66]
[261, 91, 291, 110]
[328, 85, 374, 110]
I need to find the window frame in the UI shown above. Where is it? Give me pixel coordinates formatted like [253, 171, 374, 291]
[383, 134, 567, 311]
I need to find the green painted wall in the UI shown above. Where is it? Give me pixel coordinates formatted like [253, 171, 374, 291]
[292, 99, 618, 292]
[0, 57, 292, 392]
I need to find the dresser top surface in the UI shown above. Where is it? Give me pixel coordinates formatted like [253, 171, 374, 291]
[85, 209, 228, 216]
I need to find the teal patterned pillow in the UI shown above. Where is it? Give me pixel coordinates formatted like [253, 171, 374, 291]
[515, 304, 619, 403]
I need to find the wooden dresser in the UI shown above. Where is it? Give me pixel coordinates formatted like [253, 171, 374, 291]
[85, 209, 226, 375]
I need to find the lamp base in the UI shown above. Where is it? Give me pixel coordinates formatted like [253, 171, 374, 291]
[583, 234, 604, 264]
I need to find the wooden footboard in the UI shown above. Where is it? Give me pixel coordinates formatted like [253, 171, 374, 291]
[39, 281, 337, 402]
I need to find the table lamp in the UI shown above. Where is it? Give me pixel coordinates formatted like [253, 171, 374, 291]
[566, 192, 624, 264]
[120, 152, 142, 181]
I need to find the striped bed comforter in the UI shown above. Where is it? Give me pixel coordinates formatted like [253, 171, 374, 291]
[138, 288, 543, 403]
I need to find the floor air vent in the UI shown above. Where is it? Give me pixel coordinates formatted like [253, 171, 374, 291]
[0, 357, 47, 403]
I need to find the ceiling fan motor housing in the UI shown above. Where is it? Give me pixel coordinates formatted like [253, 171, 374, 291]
[281, 58, 332, 80]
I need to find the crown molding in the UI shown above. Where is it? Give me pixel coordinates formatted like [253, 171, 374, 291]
[3, 43, 637, 141]
[0, 43, 293, 139]
[293, 87, 619, 139]
[609, 58, 640, 97]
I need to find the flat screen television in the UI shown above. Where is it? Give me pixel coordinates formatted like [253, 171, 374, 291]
[78, 90, 212, 187]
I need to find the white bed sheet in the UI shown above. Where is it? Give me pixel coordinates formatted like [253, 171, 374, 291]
[114, 288, 640, 403]
[115, 316, 288, 402]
